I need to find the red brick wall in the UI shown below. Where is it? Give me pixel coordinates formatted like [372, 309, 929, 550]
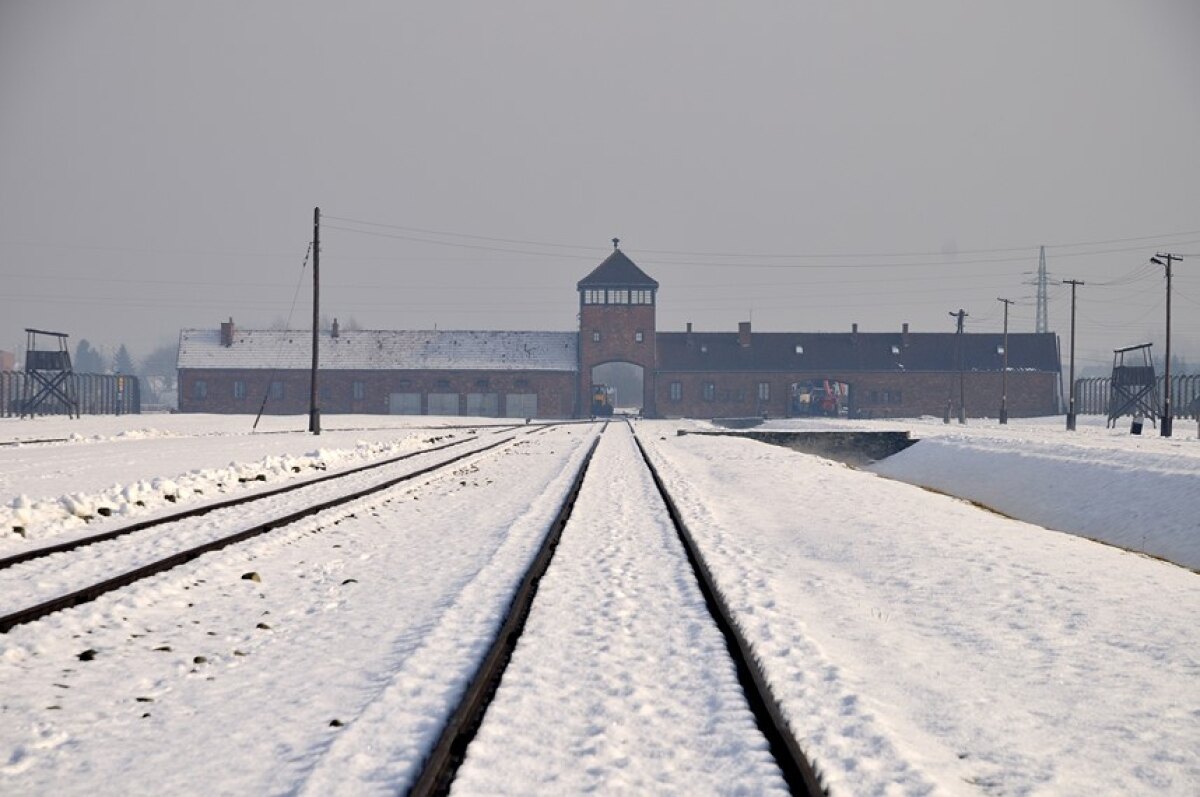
[178, 369, 576, 417]
[655, 370, 1059, 419]
[578, 300, 657, 416]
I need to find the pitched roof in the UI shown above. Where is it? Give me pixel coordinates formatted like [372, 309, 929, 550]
[656, 331, 1060, 373]
[178, 329, 578, 372]
[576, 250, 659, 289]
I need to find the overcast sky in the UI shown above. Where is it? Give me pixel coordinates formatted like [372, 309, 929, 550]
[2, 0, 1198, 373]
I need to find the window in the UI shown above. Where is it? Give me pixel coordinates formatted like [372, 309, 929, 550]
[583, 288, 604, 304]
[608, 289, 629, 304]
[670, 381, 682, 402]
[232, 380, 246, 399]
[353, 381, 365, 400]
[269, 381, 284, 400]
[475, 378, 490, 388]
[631, 289, 653, 304]
[193, 380, 208, 400]
[891, 345, 901, 355]
[700, 344, 708, 354]
[702, 382, 716, 402]
[996, 345, 1006, 355]
[635, 331, 644, 343]
[592, 331, 601, 342]
[795, 345, 804, 354]
[757, 382, 770, 401]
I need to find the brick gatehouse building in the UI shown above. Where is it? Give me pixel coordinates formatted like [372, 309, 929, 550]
[177, 245, 1060, 418]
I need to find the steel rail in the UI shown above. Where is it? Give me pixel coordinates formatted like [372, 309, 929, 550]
[408, 425, 605, 797]
[0, 432, 536, 634]
[0, 435, 481, 571]
[631, 425, 828, 797]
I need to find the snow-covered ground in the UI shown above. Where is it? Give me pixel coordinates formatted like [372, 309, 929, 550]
[0, 414, 510, 550]
[748, 414, 1200, 570]
[639, 424, 1199, 794]
[0, 412, 1197, 795]
[1, 423, 597, 794]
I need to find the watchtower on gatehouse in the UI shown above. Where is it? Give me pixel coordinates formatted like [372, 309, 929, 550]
[577, 240, 658, 417]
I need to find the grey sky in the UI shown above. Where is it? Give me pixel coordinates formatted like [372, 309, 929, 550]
[2, 0, 1198, 373]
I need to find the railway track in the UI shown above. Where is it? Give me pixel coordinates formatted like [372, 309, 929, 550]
[407, 421, 825, 797]
[632, 424, 826, 797]
[0, 424, 561, 634]
[4, 419, 823, 794]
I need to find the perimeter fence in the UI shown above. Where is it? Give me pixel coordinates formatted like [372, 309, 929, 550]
[0, 372, 141, 417]
[1074, 375, 1200, 418]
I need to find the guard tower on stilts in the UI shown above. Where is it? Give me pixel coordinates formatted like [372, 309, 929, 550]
[1107, 343, 1160, 428]
[21, 329, 79, 418]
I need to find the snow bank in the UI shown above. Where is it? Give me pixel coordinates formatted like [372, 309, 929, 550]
[871, 435, 1200, 570]
[0, 436, 435, 547]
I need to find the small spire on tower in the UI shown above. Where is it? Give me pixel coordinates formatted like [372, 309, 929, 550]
[612, 237, 620, 250]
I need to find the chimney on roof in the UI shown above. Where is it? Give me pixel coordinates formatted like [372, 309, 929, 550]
[220, 317, 235, 347]
[902, 322, 910, 348]
[851, 322, 859, 345]
[738, 321, 752, 347]
[686, 322, 693, 346]
[331, 318, 339, 339]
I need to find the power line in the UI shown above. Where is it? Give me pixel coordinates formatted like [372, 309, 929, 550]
[0, 240, 299, 258]
[321, 214, 1200, 259]
[323, 223, 1200, 271]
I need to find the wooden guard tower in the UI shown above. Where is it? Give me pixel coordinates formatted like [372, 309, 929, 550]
[1107, 343, 1160, 428]
[21, 328, 79, 418]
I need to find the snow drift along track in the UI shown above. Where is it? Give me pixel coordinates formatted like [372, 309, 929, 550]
[0, 428, 555, 633]
[407, 424, 604, 796]
[632, 424, 827, 797]
[0, 435, 475, 570]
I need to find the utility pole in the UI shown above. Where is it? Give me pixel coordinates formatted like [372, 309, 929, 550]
[1063, 279, 1084, 431]
[998, 298, 1014, 424]
[1150, 253, 1183, 437]
[309, 207, 321, 435]
[949, 309, 968, 423]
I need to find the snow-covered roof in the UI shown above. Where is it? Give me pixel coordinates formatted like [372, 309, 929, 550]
[178, 329, 579, 372]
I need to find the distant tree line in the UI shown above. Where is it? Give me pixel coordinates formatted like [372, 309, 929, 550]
[69, 339, 178, 406]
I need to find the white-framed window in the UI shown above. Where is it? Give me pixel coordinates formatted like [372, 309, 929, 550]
[353, 381, 365, 400]
[592, 330, 601, 343]
[583, 289, 604, 304]
[232, 380, 246, 399]
[635, 331, 644, 343]
[631, 289, 653, 304]
[702, 382, 716, 402]
[795, 344, 804, 354]
[608, 289, 630, 304]
[757, 382, 770, 401]
[891, 345, 901, 355]
[669, 381, 682, 401]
